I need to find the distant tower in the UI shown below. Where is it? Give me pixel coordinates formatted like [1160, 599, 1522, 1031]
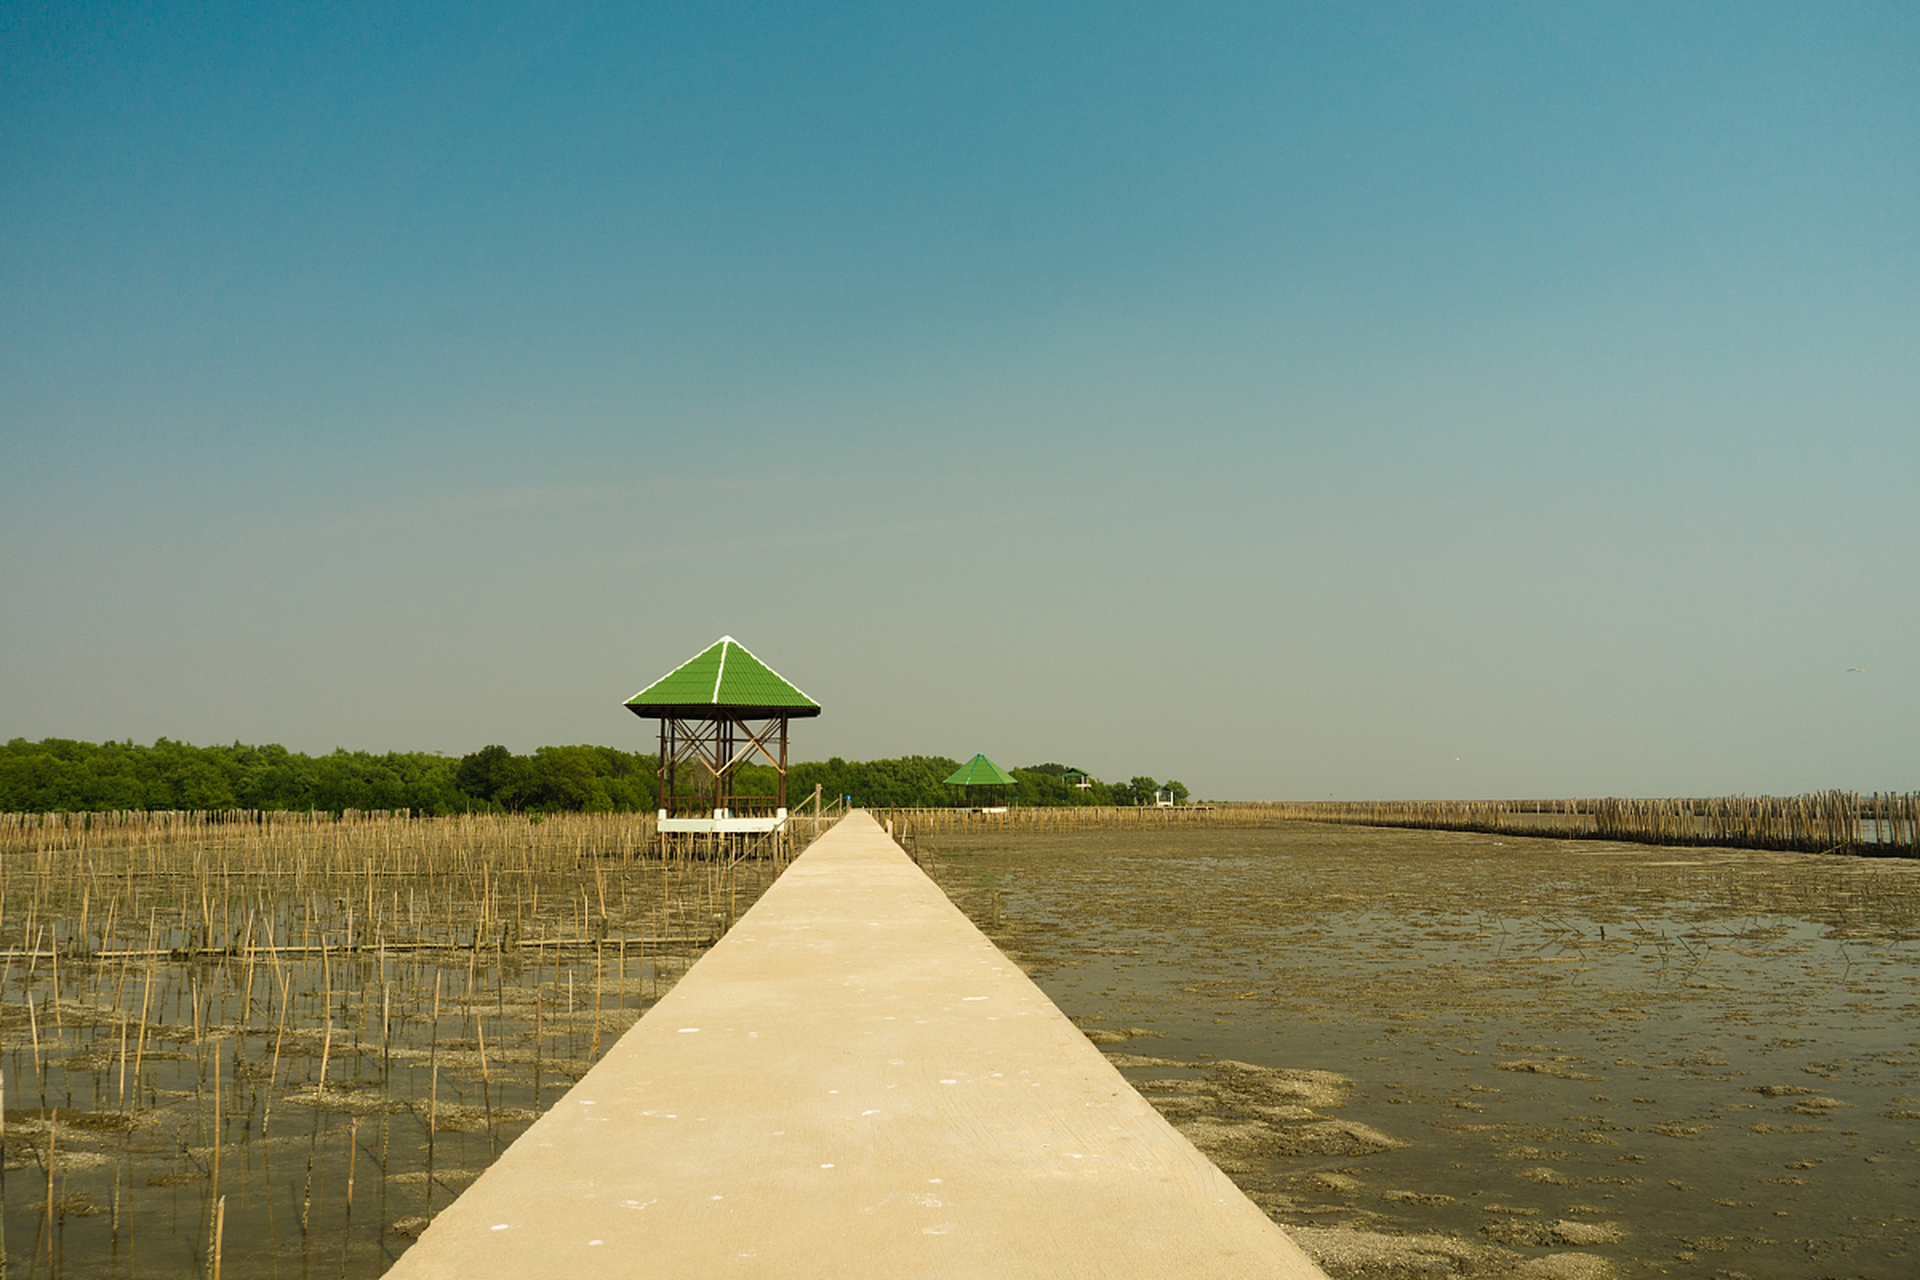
[624, 636, 821, 839]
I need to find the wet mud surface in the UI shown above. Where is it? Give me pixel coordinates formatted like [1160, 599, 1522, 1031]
[0, 837, 785, 1278]
[922, 822, 1920, 1279]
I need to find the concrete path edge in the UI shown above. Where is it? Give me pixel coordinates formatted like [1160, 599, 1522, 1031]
[386, 811, 1328, 1278]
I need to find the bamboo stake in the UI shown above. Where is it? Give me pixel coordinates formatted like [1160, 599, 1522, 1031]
[427, 971, 441, 1147]
[45, 1107, 56, 1273]
[210, 1051, 222, 1233]
[347, 1117, 358, 1214]
[212, 1193, 226, 1280]
[27, 994, 43, 1109]
[318, 1017, 332, 1096]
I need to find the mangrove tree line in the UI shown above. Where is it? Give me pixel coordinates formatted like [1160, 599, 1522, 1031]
[0, 737, 1188, 815]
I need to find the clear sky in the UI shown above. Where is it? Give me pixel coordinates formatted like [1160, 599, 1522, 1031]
[4, 2, 1915, 800]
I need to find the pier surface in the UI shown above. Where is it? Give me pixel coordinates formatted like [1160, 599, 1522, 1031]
[387, 812, 1326, 1279]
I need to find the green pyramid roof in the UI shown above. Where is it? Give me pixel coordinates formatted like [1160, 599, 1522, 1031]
[624, 636, 821, 719]
[942, 754, 1016, 787]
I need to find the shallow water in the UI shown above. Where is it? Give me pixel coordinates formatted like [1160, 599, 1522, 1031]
[922, 822, 1920, 1279]
[1, 949, 691, 1279]
[0, 847, 782, 1278]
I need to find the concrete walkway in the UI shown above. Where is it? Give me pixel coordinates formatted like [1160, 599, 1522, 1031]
[387, 812, 1327, 1279]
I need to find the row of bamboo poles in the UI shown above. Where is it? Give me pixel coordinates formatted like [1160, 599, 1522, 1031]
[8, 791, 1913, 860]
[1234, 792, 1919, 855]
[1587, 791, 1920, 853]
[877, 793, 1918, 856]
[0, 807, 812, 1277]
[875, 804, 1246, 842]
[0, 812, 842, 971]
[0, 809, 655, 863]
[1, 809, 829, 864]
[2, 807, 840, 868]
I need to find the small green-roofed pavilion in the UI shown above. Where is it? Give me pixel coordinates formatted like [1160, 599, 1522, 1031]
[942, 754, 1016, 787]
[943, 754, 1015, 809]
[624, 636, 819, 826]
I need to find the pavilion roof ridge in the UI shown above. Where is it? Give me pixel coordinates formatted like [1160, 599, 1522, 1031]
[625, 636, 821, 718]
[942, 753, 1017, 787]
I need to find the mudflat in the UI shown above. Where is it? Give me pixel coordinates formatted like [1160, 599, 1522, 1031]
[387, 812, 1328, 1279]
[922, 822, 1920, 1280]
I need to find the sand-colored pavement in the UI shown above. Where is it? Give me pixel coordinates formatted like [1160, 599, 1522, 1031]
[386, 811, 1327, 1278]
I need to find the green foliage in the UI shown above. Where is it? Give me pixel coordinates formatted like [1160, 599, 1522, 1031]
[0, 738, 1191, 814]
[1009, 767, 1106, 806]
[0, 737, 472, 815]
[789, 755, 963, 809]
[454, 745, 515, 802]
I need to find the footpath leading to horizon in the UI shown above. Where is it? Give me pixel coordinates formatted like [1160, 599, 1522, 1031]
[386, 810, 1327, 1278]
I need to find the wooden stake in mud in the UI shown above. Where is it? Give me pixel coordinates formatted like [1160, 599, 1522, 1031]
[212, 1193, 226, 1280]
[592, 945, 604, 1058]
[45, 1108, 56, 1273]
[134, 949, 154, 1084]
[347, 1117, 359, 1214]
[117, 1011, 129, 1110]
[210, 1053, 222, 1247]
[427, 971, 442, 1150]
[382, 983, 392, 1090]
[27, 994, 44, 1110]
[263, 970, 290, 1136]
[319, 1018, 333, 1096]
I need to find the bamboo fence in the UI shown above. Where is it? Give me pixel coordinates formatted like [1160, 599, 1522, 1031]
[1227, 792, 1919, 856]
[876, 793, 1918, 857]
[0, 807, 829, 1275]
[875, 803, 1247, 847]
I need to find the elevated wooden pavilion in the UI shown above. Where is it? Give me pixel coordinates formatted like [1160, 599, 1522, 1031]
[943, 753, 1016, 811]
[624, 636, 820, 837]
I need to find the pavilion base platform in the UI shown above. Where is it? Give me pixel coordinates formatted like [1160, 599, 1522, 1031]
[658, 813, 787, 835]
[651, 811, 790, 859]
[386, 811, 1328, 1280]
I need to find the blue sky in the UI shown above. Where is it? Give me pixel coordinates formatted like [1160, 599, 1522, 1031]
[5, 1, 1915, 799]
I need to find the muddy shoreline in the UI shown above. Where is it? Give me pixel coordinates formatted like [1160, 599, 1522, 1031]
[921, 822, 1920, 1279]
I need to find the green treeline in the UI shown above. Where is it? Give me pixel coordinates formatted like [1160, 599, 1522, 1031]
[782, 759, 1189, 811]
[0, 739, 1192, 816]
[0, 738, 470, 814]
